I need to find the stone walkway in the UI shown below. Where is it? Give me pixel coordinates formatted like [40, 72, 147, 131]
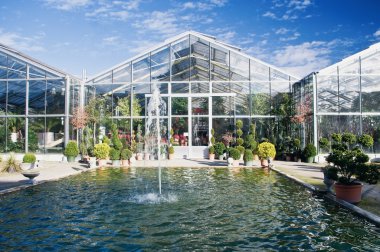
[0, 158, 379, 224]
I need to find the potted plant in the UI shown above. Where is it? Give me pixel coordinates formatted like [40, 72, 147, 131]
[94, 143, 110, 166]
[318, 137, 330, 154]
[243, 149, 254, 166]
[228, 147, 241, 167]
[303, 144, 316, 163]
[292, 138, 301, 162]
[214, 142, 226, 160]
[21, 153, 37, 170]
[257, 142, 276, 167]
[168, 146, 174, 160]
[109, 148, 121, 166]
[358, 134, 374, 151]
[236, 120, 244, 160]
[209, 146, 215, 161]
[120, 148, 132, 167]
[64, 141, 79, 163]
[325, 147, 379, 203]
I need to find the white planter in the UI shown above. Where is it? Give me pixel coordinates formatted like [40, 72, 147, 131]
[227, 157, 233, 167]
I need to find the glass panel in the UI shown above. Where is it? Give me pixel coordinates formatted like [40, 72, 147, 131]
[115, 118, 132, 145]
[7, 80, 26, 114]
[45, 117, 64, 153]
[172, 97, 188, 115]
[192, 117, 208, 146]
[212, 96, 232, 116]
[250, 60, 269, 81]
[69, 83, 80, 114]
[133, 119, 145, 152]
[0, 81, 6, 111]
[113, 63, 131, 83]
[317, 75, 338, 112]
[133, 54, 150, 82]
[29, 65, 46, 78]
[339, 115, 360, 135]
[271, 69, 289, 82]
[230, 52, 249, 81]
[191, 82, 209, 93]
[93, 71, 112, 84]
[338, 75, 360, 112]
[171, 37, 190, 81]
[132, 84, 148, 116]
[146, 96, 168, 116]
[151, 47, 170, 82]
[7, 57, 26, 79]
[29, 80, 46, 115]
[251, 82, 270, 115]
[232, 83, 250, 115]
[171, 117, 188, 146]
[339, 59, 359, 75]
[252, 118, 275, 142]
[361, 50, 380, 75]
[113, 86, 131, 116]
[157, 83, 168, 94]
[7, 117, 25, 152]
[190, 35, 210, 81]
[46, 80, 65, 114]
[362, 116, 380, 153]
[212, 118, 234, 144]
[28, 117, 43, 153]
[192, 97, 208, 115]
[361, 75, 380, 112]
[212, 82, 230, 93]
[172, 82, 189, 94]
[210, 43, 229, 81]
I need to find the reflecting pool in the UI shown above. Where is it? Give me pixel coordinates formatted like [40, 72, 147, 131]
[0, 168, 379, 250]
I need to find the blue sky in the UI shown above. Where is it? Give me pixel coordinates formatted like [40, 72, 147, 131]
[1, 0, 379, 78]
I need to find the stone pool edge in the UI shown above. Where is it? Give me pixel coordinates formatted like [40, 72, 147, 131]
[271, 166, 380, 227]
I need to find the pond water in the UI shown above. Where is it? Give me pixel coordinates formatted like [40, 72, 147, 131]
[0, 168, 379, 251]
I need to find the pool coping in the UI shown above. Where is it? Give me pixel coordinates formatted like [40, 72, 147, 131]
[271, 166, 380, 227]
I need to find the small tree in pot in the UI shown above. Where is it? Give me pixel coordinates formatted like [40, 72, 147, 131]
[94, 143, 110, 166]
[120, 148, 132, 167]
[302, 144, 316, 163]
[214, 142, 226, 160]
[228, 147, 241, 167]
[109, 148, 121, 167]
[243, 149, 254, 166]
[209, 146, 215, 161]
[64, 141, 79, 163]
[257, 142, 276, 167]
[21, 152, 37, 170]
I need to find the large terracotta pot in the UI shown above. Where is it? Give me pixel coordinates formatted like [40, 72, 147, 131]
[260, 159, 268, 167]
[334, 182, 363, 204]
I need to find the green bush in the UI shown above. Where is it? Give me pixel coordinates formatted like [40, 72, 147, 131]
[102, 135, 111, 145]
[79, 142, 88, 156]
[236, 138, 244, 146]
[293, 138, 301, 150]
[318, 137, 329, 149]
[236, 120, 243, 130]
[168, 146, 174, 154]
[209, 146, 215, 154]
[64, 141, 79, 157]
[236, 129, 243, 138]
[214, 142, 226, 156]
[243, 149, 253, 162]
[120, 148, 132, 160]
[236, 145, 245, 155]
[303, 144, 317, 158]
[358, 134, 374, 148]
[210, 128, 215, 145]
[23, 153, 36, 163]
[342, 132, 356, 145]
[229, 148, 241, 160]
[111, 124, 123, 150]
[257, 142, 276, 159]
[331, 133, 342, 143]
[94, 143, 110, 159]
[109, 148, 120, 160]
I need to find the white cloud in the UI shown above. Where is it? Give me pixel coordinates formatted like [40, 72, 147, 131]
[275, 28, 289, 34]
[279, 32, 300, 41]
[374, 29, 380, 37]
[263, 11, 277, 19]
[183, 0, 227, 10]
[102, 36, 119, 45]
[43, 0, 91, 11]
[132, 11, 180, 37]
[288, 0, 311, 10]
[0, 29, 44, 52]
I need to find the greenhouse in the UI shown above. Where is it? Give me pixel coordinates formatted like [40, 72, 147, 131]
[0, 31, 379, 159]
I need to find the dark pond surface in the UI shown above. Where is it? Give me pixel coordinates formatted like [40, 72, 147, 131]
[0, 167, 379, 251]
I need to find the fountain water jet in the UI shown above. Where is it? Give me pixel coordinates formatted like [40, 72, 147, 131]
[145, 83, 167, 195]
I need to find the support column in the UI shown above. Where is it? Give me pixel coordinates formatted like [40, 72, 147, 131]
[64, 75, 70, 147]
[313, 73, 318, 156]
[25, 64, 29, 153]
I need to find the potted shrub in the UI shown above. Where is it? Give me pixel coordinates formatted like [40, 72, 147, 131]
[257, 142, 276, 167]
[120, 148, 132, 167]
[303, 144, 317, 163]
[94, 143, 110, 166]
[214, 142, 226, 160]
[318, 137, 330, 154]
[243, 149, 254, 166]
[325, 147, 379, 203]
[209, 146, 215, 161]
[64, 141, 79, 163]
[358, 134, 374, 151]
[236, 146, 245, 160]
[293, 138, 301, 162]
[21, 152, 37, 170]
[168, 146, 174, 160]
[109, 148, 120, 166]
[229, 147, 241, 167]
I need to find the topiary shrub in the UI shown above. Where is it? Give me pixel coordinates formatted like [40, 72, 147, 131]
[331, 133, 342, 143]
[102, 135, 111, 145]
[229, 148, 241, 160]
[121, 148, 133, 160]
[23, 153, 36, 163]
[168, 146, 174, 154]
[319, 137, 329, 150]
[94, 143, 110, 159]
[64, 141, 79, 157]
[236, 145, 245, 155]
[243, 149, 253, 162]
[210, 128, 215, 146]
[358, 134, 374, 148]
[342, 132, 356, 148]
[214, 142, 226, 157]
[257, 142, 276, 160]
[209, 146, 215, 154]
[109, 148, 120, 160]
[111, 124, 123, 150]
[303, 144, 317, 158]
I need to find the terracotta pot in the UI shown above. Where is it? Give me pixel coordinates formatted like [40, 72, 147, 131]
[169, 153, 174, 160]
[334, 182, 363, 204]
[209, 154, 215, 161]
[260, 159, 268, 167]
[121, 160, 129, 167]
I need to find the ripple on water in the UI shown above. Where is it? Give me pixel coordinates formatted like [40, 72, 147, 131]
[127, 193, 178, 204]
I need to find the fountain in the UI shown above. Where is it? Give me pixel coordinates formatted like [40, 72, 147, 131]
[145, 83, 167, 195]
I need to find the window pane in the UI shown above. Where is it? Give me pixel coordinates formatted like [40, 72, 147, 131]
[133, 55, 150, 82]
[8, 80, 26, 114]
[171, 117, 188, 146]
[172, 82, 189, 94]
[45, 117, 64, 153]
[28, 117, 44, 153]
[191, 82, 209, 93]
[192, 97, 208, 115]
[230, 52, 249, 81]
[212, 96, 232, 116]
[7, 117, 25, 152]
[171, 37, 190, 81]
[113, 63, 131, 83]
[190, 35, 209, 81]
[210, 43, 229, 81]
[317, 75, 338, 112]
[46, 80, 65, 114]
[251, 82, 270, 115]
[151, 47, 170, 82]
[172, 97, 188, 115]
[29, 80, 46, 115]
[192, 117, 208, 146]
